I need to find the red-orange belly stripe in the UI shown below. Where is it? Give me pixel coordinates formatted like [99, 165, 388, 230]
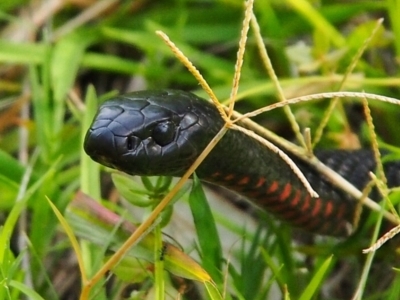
[279, 183, 292, 202]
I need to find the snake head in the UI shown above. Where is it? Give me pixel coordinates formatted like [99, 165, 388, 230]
[84, 90, 221, 176]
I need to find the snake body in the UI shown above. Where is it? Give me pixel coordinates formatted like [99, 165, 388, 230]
[84, 90, 400, 237]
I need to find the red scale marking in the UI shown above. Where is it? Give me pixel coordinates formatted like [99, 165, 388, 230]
[311, 198, 323, 217]
[267, 192, 300, 214]
[291, 200, 315, 225]
[300, 194, 311, 212]
[211, 172, 221, 178]
[324, 201, 334, 217]
[308, 202, 349, 235]
[237, 176, 250, 185]
[255, 177, 266, 188]
[289, 190, 301, 207]
[335, 203, 346, 220]
[265, 189, 301, 221]
[224, 174, 235, 181]
[278, 183, 292, 202]
[267, 181, 279, 194]
[215, 171, 350, 236]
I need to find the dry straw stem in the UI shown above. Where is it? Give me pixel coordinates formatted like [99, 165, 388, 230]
[352, 180, 375, 232]
[363, 224, 400, 253]
[234, 91, 400, 121]
[355, 98, 400, 252]
[312, 18, 384, 147]
[250, 12, 306, 148]
[362, 97, 387, 187]
[227, 0, 254, 117]
[303, 128, 313, 156]
[155, 31, 226, 120]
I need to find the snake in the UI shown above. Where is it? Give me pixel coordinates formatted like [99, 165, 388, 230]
[84, 89, 400, 237]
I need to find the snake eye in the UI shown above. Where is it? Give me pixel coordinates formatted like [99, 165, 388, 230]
[152, 121, 176, 146]
[127, 135, 140, 151]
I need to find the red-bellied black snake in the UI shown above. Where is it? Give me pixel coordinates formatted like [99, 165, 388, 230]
[84, 89, 400, 237]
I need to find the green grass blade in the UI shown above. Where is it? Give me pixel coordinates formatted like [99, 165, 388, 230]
[81, 52, 142, 75]
[81, 85, 101, 198]
[189, 175, 223, 283]
[9, 280, 45, 300]
[0, 40, 47, 64]
[154, 225, 165, 300]
[0, 153, 56, 263]
[204, 280, 224, 300]
[298, 256, 333, 300]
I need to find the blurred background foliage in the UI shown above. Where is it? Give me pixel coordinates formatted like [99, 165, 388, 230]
[1, 0, 400, 299]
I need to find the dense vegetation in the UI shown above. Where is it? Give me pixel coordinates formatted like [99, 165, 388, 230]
[1, 0, 400, 299]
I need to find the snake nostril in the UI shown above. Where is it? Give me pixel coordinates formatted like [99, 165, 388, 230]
[127, 135, 140, 151]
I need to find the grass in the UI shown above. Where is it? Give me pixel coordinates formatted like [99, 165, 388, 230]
[1, 0, 400, 299]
